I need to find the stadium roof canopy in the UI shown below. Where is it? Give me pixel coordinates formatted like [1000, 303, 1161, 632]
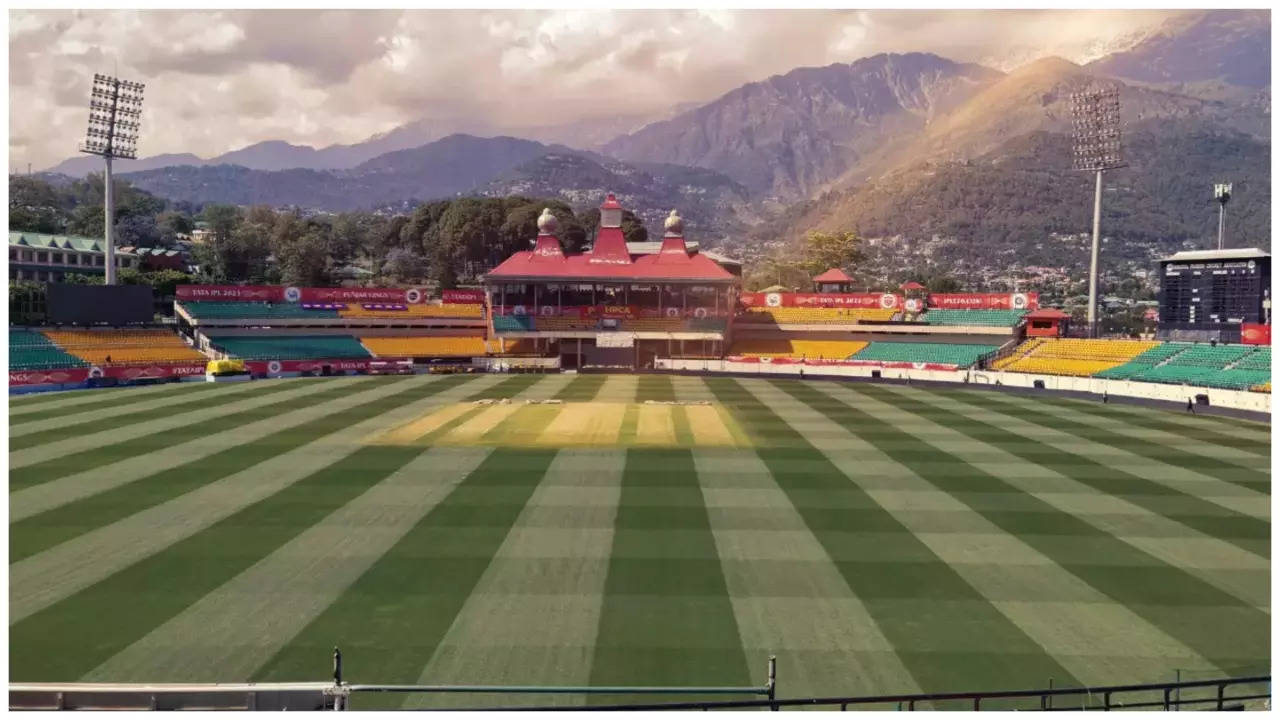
[813, 268, 853, 283]
[484, 196, 736, 285]
[9, 231, 138, 256]
[1159, 248, 1270, 262]
[1023, 308, 1071, 319]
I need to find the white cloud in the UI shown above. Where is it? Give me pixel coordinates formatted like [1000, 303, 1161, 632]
[11, 8, 1184, 171]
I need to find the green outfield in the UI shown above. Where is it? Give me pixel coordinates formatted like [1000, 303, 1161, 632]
[8, 373, 1271, 709]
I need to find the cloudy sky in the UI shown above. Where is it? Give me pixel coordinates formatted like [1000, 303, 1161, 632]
[11, 9, 1183, 171]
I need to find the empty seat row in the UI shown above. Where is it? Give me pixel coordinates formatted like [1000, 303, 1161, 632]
[994, 338, 1160, 377]
[208, 335, 372, 360]
[739, 307, 897, 324]
[850, 342, 998, 367]
[923, 309, 1027, 327]
[728, 338, 869, 359]
[339, 304, 484, 319]
[9, 331, 88, 371]
[41, 329, 207, 365]
[360, 336, 487, 358]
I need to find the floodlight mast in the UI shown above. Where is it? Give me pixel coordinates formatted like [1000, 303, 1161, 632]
[1070, 86, 1125, 338]
[1214, 183, 1232, 250]
[79, 74, 145, 285]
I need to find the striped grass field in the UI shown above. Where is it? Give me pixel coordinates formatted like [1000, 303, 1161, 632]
[8, 374, 1270, 709]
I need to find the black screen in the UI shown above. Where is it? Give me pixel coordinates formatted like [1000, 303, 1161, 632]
[47, 283, 153, 325]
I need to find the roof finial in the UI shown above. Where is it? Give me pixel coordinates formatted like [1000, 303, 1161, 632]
[536, 208, 559, 235]
[663, 209, 684, 237]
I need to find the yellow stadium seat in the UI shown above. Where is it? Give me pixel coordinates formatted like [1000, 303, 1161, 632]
[729, 338, 868, 359]
[996, 339, 1160, 377]
[360, 336, 487, 357]
[43, 329, 206, 365]
[740, 307, 896, 325]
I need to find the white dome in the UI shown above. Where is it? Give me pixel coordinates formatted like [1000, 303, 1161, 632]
[537, 208, 559, 235]
[663, 209, 684, 235]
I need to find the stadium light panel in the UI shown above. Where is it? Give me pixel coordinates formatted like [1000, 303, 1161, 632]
[78, 72, 147, 284]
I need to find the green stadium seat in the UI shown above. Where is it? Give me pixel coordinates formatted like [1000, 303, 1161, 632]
[208, 335, 372, 360]
[181, 302, 340, 320]
[9, 330, 89, 371]
[922, 309, 1027, 327]
[493, 315, 535, 331]
[849, 342, 999, 367]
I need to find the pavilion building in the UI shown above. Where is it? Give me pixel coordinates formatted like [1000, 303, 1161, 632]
[483, 194, 739, 369]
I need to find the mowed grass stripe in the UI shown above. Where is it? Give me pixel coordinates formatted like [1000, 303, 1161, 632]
[9, 379, 310, 483]
[10, 382, 235, 436]
[510, 373, 574, 400]
[588, 447, 752, 701]
[979, 390, 1271, 472]
[834, 384, 1269, 611]
[634, 374, 676, 402]
[251, 448, 560, 709]
[1014, 391, 1270, 451]
[404, 449, 627, 709]
[876, 385, 1269, 554]
[83, 446, 495, 682]
[9, 376, 521, 681]
[592, 374, 639, 403]
[11, 380, 325, 452]
[891, 386, 1271, 542]
[9, 377, 494, 627]
[9, 441, 443, 681]
[9, 382, 210, 418]
[781, 381, 1262, 677]
[702, 378, 1079, 696]
[553, 373, 607, 401]
[960, 390, 1269, 493]
[691, 446, 923, 700]
[10, 376, 450, 561]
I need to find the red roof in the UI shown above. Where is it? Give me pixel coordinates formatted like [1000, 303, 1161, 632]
[813, 268, 853, 283]
[1024, 308, 1071, 319]
[484, 194, 734, 283]
[900, 281, 926, 290]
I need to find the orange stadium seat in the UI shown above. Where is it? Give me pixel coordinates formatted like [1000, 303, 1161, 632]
[740, 307, 897, 325]
[993, 338, 1160, 377]
[729, 338, 868, 359]
[43, 329, 206, 365]
[360, 336, 487, 357]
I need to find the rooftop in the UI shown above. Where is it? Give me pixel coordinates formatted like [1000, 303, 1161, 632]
[10, 231, 138, 256]
[1161, 247, 1270, 262]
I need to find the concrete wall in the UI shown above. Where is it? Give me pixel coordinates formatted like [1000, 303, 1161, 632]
[656, 358, 1271, 414]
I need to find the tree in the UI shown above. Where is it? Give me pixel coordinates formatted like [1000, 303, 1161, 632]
[114, 213, 164, 248]
[381, 247, 428, 283]
[802, 230, 862, 278]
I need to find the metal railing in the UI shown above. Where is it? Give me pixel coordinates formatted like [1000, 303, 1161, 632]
[9, 648, 1267, 712]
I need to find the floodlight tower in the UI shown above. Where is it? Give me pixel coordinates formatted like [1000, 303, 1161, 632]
[1070, 86, 1125, 338]
[1214, 182, 1232, 250]
[79, 73, 145, 285]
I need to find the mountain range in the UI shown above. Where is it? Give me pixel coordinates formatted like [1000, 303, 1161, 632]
[33, 9, 1271, 267]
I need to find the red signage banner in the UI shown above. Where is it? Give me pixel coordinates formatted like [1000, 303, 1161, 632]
[243, 358, 373, 374]
[740, 293, 900, 309]
[176, 285, 284, 302]
[1241, 323, 1271, 345]
[442, 289, 485, 304]
[725, 357, 959, 370]
[10, 362, 206, 387]
[498, 305, 729, 318]
[927, 293, 1039, 310]
[177, 285, 429, 304]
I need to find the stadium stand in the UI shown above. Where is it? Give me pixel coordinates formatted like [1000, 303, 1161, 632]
[489, 338, 540, 355]
[739, 307, 897, 324]
[42, 329, 206, 365]
[850, 342, 998, 367]
[360, 336, 487, 357]
[536, 316, 597, 331]
[9, 330, 88, 370]
[208, 335, 372, 360]
[994, 338, 1159, 377]
[729, 338, 869, 359]
[180, 302, 339, 320]
[1093, 343, 1193, 380]
[923, 309, 1027, 327]
[339, 304, 484, 319]
[493, 315, 536, 331]
[1123, 344, 1270, 390]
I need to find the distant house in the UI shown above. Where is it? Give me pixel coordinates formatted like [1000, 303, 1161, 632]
[9, 231, 140, 282]
[118, 246, 188, 272]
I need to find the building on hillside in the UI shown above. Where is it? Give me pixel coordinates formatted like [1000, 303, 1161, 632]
[119, 246, 187, 272]
[9, 231, 140, 282]
[1158, 248, 1271, 343]
[483, 194, 739, 369]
